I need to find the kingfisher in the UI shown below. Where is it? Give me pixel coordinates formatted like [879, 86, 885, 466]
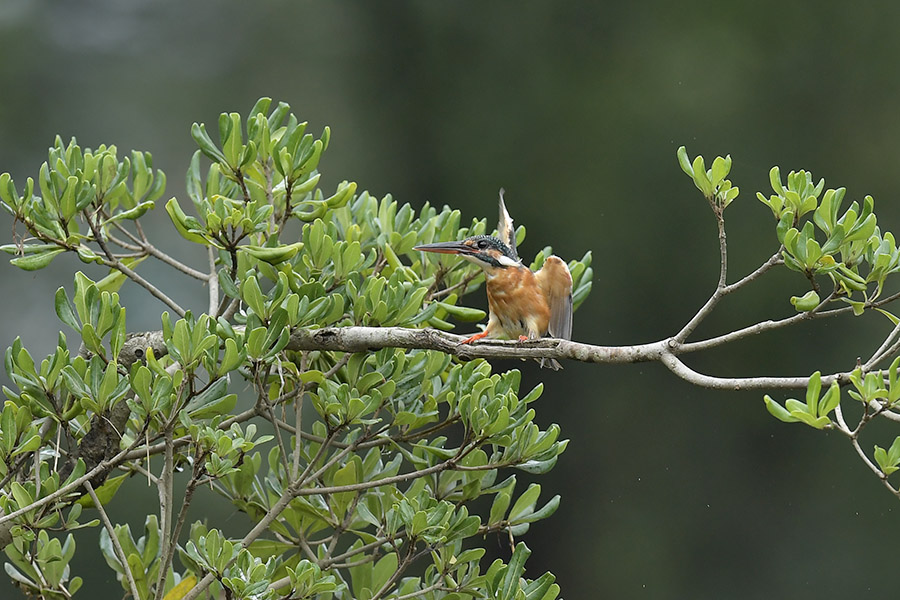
[414, 191, 573, 369]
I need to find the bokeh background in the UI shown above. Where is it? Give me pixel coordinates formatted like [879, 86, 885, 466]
[3, 1, 900, 598]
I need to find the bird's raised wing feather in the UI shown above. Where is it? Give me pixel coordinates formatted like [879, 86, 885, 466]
[535, 255, 573, 340]
[497, 189, 518, 260]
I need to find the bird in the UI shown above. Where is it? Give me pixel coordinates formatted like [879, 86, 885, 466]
[414, 190, 573, 369]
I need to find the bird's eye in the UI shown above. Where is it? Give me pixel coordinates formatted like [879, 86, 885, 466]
[477, 240, 489, 249]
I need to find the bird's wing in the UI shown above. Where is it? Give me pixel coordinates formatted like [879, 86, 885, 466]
[535, 255, 573, 340]
[497, 189, 518, 260]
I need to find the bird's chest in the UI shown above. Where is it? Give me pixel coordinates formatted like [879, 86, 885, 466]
[485, 268, 549, 335]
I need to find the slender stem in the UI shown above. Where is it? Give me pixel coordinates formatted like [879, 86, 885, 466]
[321, 532, 407, 569]
[221, 297, 241, 321]
[674, 209, 728, 343]
[864, 321, 900, 370]
[134, 219, 149, 244]
[155, 462, 203, 600]
[207, 246, 219, 318]
[101, 258, 186, 316]
[85, 481, 142, 600]
[263, 400, 291, 474]
[292, 352, 309, 481]
[832, 404, 853, 435]
[713, 207, 727, 288]
[111, 221, 207, 280]
[255, 363, 292, 475]
[370, 544, 415, 600]
[153, 429, 175, 600]
[126, 462, 160, 485]
[679, 291, 840, 353]
[110, 222, 144, 246]
[722, 250, 784, 295]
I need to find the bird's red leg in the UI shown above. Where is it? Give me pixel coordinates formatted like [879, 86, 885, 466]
[460, 331, 490, 345]
[517, 335, 529, 342]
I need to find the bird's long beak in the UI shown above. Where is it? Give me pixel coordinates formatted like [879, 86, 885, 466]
[413, 241, 474, 255]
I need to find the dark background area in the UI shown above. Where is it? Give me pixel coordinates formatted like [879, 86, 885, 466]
[2, 1, 900, 598]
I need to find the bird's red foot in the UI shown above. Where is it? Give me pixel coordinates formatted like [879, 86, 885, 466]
[517, 335, 529, 342]
[460, 331, 489, 345]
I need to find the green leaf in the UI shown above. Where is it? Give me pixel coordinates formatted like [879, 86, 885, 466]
[763, 395, 798, 423]
[489, 481, 514, 525]
[55, 287, 80, 330]
[790, 290, 819, 312]
[691, 155, 712, 197]
[165, 197, 207, 244]
[10, 248, 66, 271]
[710, 155, 731, 186]
[191, 122, 228, 164]
[435, 301, 488, 322]
[769, 166, 784, 195]
[184, 377, 235, 419]
[76, 474, 128, 508]
[241, 275, 266, 318]
[508, 484, 541, 522]
[371, 552, 398, 594]
[818, 381, 841, 417]
[805, 371, 822, 414]
[676, 146, 693, 177]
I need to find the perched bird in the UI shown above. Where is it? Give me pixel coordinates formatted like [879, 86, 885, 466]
[414, 190, 573, 369]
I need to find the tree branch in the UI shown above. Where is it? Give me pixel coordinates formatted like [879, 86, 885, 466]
[110, 324, 867, 393]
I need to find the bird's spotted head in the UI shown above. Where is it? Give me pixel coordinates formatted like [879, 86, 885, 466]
[414, 235, 520, 270]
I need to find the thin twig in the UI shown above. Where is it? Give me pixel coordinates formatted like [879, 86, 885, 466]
[292, 352, 309, 481]
[370, 543, 415, 600]
[153, 429, 175, 600]
[156, 460, 203, 600]
[678, 292, 840, 353]
[83, 211, 188, 316]
[673, 208, 728, 343]
[85, 481, 143, 600]
[721, 250, 783, 295]
[865, 322, 900, 370]
[125, 462, 160, 485]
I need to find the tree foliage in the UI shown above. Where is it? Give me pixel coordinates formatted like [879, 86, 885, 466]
[0, 98, 592, 600]
[5, 95, 900, 600]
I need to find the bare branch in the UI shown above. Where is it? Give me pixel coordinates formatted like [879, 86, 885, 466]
[113, 324, 873, 393]
[659, 351, 830, 390]
[722, 250, 784, 294]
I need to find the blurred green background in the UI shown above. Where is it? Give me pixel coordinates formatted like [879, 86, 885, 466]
[3, 1, 900, 598]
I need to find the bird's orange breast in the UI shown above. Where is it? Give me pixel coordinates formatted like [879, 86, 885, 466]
[485, 266, 551, 337]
